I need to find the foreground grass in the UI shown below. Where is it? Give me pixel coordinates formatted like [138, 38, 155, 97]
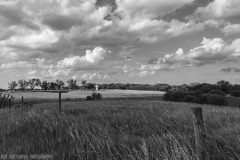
[1, 100, 240, 160]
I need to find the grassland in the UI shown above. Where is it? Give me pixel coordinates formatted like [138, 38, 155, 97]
[4, 89, 165, 103]
[226, 97, 240, 107]
[1, 100, 240, 160]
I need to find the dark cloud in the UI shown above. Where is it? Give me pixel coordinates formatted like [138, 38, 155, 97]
[0, 29, 15, 40]
[161, 0, 214, 22]
[96, 0, 117, 10]
[126, 56, 134, 59]
[0, 3, 39, 30]
[42, 14, 80, 31]
[220, 67, 240, 73]
[148, 57, 159, 64]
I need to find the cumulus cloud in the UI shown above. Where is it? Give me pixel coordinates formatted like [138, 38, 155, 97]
[57, 46, 108, 70]
[81, 72, 117, 81]
[0, 29, 58, 50]
[141, 37, 240, 71]
[42, 14, 80, 31]
[222, 24, 240, 35]
[0, 1, 39, 30]
[138, 71, 156, 77]
[116, 0, 194, 19]
[0, 61, 32, 70]
[220, 67, 240, 73]
[193, 0, 240, 20]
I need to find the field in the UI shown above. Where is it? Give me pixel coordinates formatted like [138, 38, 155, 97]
[4, 89, 165, 103]
[226, 97, 240, 107]
[1, 99, 240, 160]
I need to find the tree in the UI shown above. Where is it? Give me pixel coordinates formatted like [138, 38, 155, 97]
[40, 80, 49, 90]
[216, 80, 231, 93]
[17, 80, 28, 91]
[8, 81, 18, 91]
[82, 80, 87, 90]
[85, 83, 94, 89]
[67, 79, 77, 90]
[28, 78, 41, 90]
[47, 82, 58, 90]
[56, 79, 65, 90]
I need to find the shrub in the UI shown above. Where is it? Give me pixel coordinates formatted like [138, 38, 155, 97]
[183, 95, 197, 103]
[207, 94, 228, 106]
[92, 92, 103, 100]
[197, 94, 208, 104]
[209, 89, 225, 96]
[194, 90, 203, 97]
[86, 96, 93, 101]
[230, 90, 240, 97]
[162, 91, 172, 101]
[163, 91, 186, 102]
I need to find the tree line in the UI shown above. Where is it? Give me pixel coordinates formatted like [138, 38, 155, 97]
[5, 78, 240, 96]
[7, 79, 79, 91]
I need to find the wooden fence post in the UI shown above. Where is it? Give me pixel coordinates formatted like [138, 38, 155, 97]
[22, 96, 24, 107]
[191, 107, 207, 160]
[8, 99, 11, 109]
[59, 91, 62, 112]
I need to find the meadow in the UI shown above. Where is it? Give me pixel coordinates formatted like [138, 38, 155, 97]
[0, 99, 240, 160]
[4, 89, 165, 104]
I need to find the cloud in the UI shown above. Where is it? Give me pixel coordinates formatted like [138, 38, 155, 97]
[138, 71, 156, 77]
[0, 1, 39, 30]
[0, 61, 32, 70]
[148, 57, 159, 64]
[220, 67, 240, 73]
[42, 14, 80, 31]
[115, 0, 194, 19]
[28, 70, 37, 75]
[57, 46, 108, 70]
[193, 0, 240, 21]
[81, 72, 117, 81]
[121, 64, 135, 73]
[0, 29, 58, 50]
[41, 69, 70, 79]
[141, 37, 240, 71]
[222, 24, 240, 35]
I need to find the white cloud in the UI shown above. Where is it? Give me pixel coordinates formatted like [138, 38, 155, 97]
[42, 69, 70, 78]
[0, 61, 32, 69]
[222, 24, 240, 35]
[116, 0, 194, 19]
[57, 46, 107, 70]
[138, 70, 156, 77]
[142, 37, 240, 71]
[0, 29, 58, 49]
[81, 72, 116, 81]
[194, 0, 240, 20]
[28, 70, 37, 75]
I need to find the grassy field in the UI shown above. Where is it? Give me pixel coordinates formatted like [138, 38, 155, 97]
[3, 90, 165, 103]
[226, 97, 240, 107]
[0, 100, 240, 160]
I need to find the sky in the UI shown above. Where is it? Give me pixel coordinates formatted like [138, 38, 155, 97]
[0, 0, 240, 88]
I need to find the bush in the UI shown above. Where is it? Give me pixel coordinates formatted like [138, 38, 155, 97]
[207, 94, 228, 106]
[92, 92, 103, 100]
[86, 96, 93, 101]
[183, 95, 197, 103]
[163, 91, 186, 102]
[197, 94, 208, 104]
[209, 89, 225, 96]
[230, 90, 240, 97]
[194, 90, 203, 97]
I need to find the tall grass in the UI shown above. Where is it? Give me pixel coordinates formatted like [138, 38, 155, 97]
[0, 100, 240, 160]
